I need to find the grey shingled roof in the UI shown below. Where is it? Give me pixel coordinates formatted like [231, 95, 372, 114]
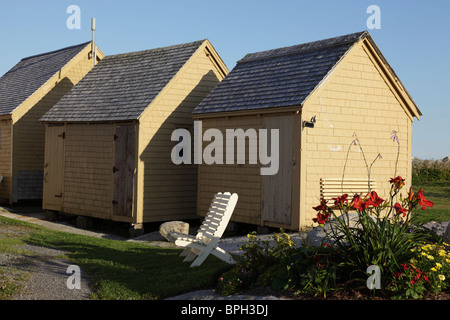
[193, 31, 367, 114]
[40, 40, 205, 122]
[0, 42, 90, 116]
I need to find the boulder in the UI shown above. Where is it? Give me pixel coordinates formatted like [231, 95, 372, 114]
[159, 221, 190, 242]
[422, 221, 450, 237]
[444, 223, 450, 245]
[304, 212, 375, 247]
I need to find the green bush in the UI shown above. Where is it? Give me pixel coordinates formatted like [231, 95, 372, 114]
[412, 158, 450, 184]
[272, 245, 345, 297]
[215, 230, 295, 295]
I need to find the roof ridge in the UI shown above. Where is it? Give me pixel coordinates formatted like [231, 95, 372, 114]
[104, 39, 206, 59]
[238, 31, 367, 64]
[20, 41, 91, 61]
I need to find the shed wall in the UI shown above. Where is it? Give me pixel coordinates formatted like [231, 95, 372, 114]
[12, 50, 95, 201]
[138, 47, 225, 223]
[300, 42, 412, 229]
[0, 119, 12, 202]
[196, 116, 264, 226]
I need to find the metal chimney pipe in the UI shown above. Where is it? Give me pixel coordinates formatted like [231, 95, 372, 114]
[91, 18, 96, 66]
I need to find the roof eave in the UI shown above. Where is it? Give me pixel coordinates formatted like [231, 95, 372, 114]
[192, 105, 301, 119]
[362, 35, 422, 120]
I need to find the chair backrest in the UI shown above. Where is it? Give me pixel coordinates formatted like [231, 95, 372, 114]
[197, 192, 238, 242]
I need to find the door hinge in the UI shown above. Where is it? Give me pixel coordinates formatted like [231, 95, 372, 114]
[55, 193, 63, 198]
[112, 200, 118, 205]
[113, 166, 119, 173]
[58, 132, 65, 139]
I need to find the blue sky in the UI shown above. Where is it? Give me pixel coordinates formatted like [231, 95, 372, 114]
[0, 0, 448, 159]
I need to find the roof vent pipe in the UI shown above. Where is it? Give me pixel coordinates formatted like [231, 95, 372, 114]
[91, 18, 97, 66]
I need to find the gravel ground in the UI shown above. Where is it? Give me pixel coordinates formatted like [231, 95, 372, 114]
[0, 207, 448, 300]
[10, 244, 92, 300]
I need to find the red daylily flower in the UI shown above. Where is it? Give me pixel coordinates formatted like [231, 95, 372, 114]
[406, 186, 415, 203]
[417, 188, 433, 210]
[351, 194, 365, 211]
[332, 194, 348, 207]
[313, 199, 328, 212]
[313, 212, 330, 225]
[312, 199, 331, 225]
[367, 191, 384, 207]
[390, 176, 405, 189]
[393, 202, 408, 217]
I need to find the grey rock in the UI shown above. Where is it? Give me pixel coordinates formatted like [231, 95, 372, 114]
[422, 221, 450, 237]
[444, 223, 450, 244]
[304, 212, 374, 247]
[159, 221, 190, 242]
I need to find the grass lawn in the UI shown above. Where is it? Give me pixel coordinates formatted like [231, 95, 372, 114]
[0, 216, 231, 300]
[412, 180, 450, 223]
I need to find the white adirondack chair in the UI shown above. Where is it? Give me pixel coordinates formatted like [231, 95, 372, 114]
[170, 192, 238, 267]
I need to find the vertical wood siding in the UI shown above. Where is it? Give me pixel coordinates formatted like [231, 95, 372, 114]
[63, 124, 114, 219]
[43, 125, 65, 210]
[263, 115, 293, 225]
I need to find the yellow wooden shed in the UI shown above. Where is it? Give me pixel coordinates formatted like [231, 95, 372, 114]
[40, 40, 228, 232]
[0, 42, 103, 204]
[192, 31, 422, 231]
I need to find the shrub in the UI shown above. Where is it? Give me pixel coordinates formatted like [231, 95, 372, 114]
[412, 158, 450, 183]
[215, 230, 295, 295]
[272, 244, 345, 297]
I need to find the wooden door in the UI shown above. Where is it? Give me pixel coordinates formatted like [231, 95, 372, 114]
[263, 116, 293, 225]
[113, 125, 136, 217]
[43, 125, 65, 210]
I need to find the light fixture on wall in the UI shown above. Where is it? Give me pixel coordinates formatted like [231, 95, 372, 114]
[303, 115, 316, 128]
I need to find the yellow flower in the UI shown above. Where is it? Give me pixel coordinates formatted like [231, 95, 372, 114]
[427, 255, 434, 260]
[439, 275, 445, 281]
[435, 263, 442, 270]
[439, 250, 446, 257]
[446, 258, 450, 264]
[431, 267, 437, 272]
[421, 252, 427, 256]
